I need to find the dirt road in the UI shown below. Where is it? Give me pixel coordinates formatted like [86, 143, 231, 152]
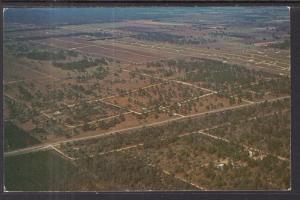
[4, 95, 290, 157]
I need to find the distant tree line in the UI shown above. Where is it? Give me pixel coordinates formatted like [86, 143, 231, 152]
[53, 57, 108, 71]
[14, 32, 112, 41]
[134, 32, 216, 45]
[268, 39, 290, 50]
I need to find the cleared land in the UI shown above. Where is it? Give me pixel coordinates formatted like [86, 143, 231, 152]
[4, 7, 290, 191]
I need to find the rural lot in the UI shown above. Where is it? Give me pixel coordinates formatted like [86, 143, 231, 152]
[4, 7, 290, 191]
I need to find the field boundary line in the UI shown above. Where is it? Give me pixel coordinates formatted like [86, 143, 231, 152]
[122, 69, 216, 93]
[147, 163, 205, 190]
[63, 82, 165, 108]
[66, 108, 290, 162]
[54, 37, 163, 60]
[126, 41, 289, 72]
[51, 38, 162, 63]
[196, 130, 289, 162]
[99, 99, 142, 115]
[50, 145, 75, 161]
[5, 93, 55, 121]
[123, 68, 261, 104]
[4, 95, 290, 157]
[65, 111, 133, 129]
[85, 143, 144, 158]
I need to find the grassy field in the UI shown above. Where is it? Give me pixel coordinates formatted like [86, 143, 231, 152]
[5, 150, 78, 191]
[4, 121, 40, 152]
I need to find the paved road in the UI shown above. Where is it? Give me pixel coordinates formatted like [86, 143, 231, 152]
[4, 95, 290, 157]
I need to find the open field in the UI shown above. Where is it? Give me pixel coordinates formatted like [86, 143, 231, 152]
[5, 150, 79, 191]
[4, 7, 290, 191]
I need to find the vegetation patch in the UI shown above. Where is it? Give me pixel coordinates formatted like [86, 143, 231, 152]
[4, 40, 78, 60]
[53, 57, 108, 71]
[77, 152, 197, 190]
[5, 150, 78, 191]
[4, 121, 40, 152]
[133, 31, 215, 45]
[25, 50, 67, 60]
[268, 39, 290, 50]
